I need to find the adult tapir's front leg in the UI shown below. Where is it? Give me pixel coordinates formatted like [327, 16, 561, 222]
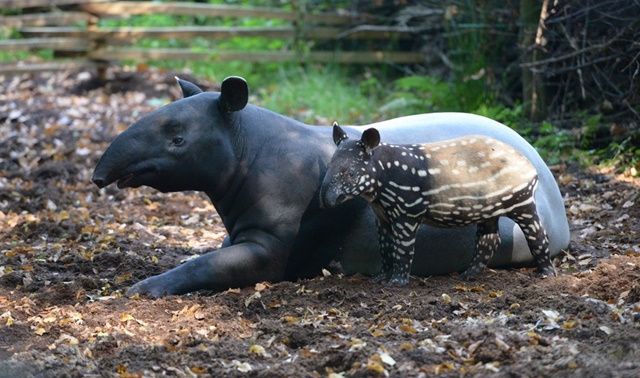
[127, 242, 285, 298]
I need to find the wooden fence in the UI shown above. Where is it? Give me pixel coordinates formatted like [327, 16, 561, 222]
[0, 0, 424, 74]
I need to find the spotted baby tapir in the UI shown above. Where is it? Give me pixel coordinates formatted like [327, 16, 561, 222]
[320, 122, 557, 285]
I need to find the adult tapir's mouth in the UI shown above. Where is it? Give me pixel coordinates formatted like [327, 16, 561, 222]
[116, 173, 135, 189]
[93, 163, 156, 189]
[115, 166, 156, 189]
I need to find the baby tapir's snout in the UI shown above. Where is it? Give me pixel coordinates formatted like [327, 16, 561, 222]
[319, 123, 379, 209]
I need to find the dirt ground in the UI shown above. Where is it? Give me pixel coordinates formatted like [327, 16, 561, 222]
[0, 69, 639, 377]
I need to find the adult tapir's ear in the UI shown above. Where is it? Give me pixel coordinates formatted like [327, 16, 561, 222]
[332, 122, 348, 146]
[361, 128, 380, 153]
[219, 76, 249, 112]
[175, 77, 203, 98]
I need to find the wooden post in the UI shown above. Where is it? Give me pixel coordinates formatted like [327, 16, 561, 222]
[86, 11, 107, 81]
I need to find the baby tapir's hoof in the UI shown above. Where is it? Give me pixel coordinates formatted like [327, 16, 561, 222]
[459, 266, 484, 281]
[372, 272, 391, 283]
[386, 274, 410, 286]
[538, 264, 557, 278]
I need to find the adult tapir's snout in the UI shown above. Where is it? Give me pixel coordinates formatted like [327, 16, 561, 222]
[92, 126, 154, 189]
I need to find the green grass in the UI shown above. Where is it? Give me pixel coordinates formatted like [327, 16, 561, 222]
[256, 66, 379, 124]
[0, 49, 53, 62]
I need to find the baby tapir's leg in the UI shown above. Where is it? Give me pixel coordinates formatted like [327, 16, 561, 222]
[388, 218, 419, 286]
[460, 219, 500, 280]
[509, 203, 557, 276]
[373, 218, 394, 282]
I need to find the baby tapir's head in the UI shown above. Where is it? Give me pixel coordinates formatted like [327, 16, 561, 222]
[320, 122, 380, 208]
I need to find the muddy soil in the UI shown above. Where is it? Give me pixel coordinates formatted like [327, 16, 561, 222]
[0, 69, 639, 377]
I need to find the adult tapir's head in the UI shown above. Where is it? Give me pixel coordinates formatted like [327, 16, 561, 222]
[92, 76, 248, 195]
[319, 123, 380, 207]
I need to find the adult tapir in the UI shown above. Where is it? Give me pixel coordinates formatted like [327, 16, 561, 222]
[92, 76, 570, 297]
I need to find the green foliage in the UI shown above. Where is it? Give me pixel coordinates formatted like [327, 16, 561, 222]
[379, 76, 453, 117]
[0, 49, 52, 62]
[518, 121, 577, 165]
[580, 113, 603, 148]
[473, 104, 523, 129]
[377, 69, 500, 119]
[594, 137, 640, 176]
[257, 66, 377, 124]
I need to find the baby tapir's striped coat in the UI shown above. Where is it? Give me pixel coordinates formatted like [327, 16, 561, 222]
[320, 123, 556, 285]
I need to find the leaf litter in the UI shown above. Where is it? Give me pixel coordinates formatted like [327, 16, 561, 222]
[0, 69, 639, 376]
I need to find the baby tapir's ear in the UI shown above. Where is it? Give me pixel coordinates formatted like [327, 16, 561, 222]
[219, 76, 249, 112]
[175, 77, 203, 98]
[361, 128, 380, 153]
[333, 122, 348, 146]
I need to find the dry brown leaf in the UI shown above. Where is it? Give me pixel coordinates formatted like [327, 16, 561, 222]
[34, 327, 46, 336]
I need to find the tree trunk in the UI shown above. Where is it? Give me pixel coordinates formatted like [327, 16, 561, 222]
[520, 0, 549, 122]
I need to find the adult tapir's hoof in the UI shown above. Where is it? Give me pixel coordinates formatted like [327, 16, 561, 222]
[127, 274, 177, 298]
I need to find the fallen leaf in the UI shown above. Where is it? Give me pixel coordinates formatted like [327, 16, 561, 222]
[248, 344, 266, 356]
[399, 342, 414, 351]
[1, 311, 14, 327]
[378, 351, 396, 366]
[244, 291, 261, 307]
[366, 355, 386, 375]
[231, 360, 252, 373]
[434, 362, 454, 374]
[282, 316, 299, 324]
[57, 333, 79, 345]
[190, 366, 207, 375]
[254, 282, 268, 292]
[599, 325, 612, 335]
[34, 327, 46, 336]
[348, 338, 366, 351]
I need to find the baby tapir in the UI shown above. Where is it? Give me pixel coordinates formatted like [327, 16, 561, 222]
[320, 122, 557, 285]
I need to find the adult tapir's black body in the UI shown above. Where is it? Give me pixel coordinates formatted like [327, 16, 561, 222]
[92, 77, 570, 297]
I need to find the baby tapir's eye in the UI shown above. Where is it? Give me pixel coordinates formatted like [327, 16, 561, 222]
[172, 137, 185, 146]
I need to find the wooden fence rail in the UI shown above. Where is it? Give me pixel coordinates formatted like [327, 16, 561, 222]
[0, 0, 424, 74]
[89, 48, 423, 64]
[78, 1, 364, 25]
[18, 26, 415, 41]
[0, 37, 88, 51]
[0, 12, 94, 27]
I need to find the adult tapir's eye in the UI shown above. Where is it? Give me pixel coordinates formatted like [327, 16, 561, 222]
[172, 137, 185, 146]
